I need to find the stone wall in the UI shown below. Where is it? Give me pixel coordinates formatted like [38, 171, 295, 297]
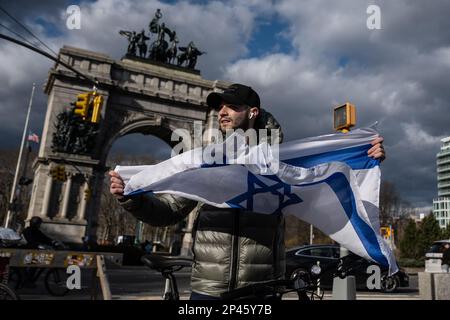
[419, 272, 450, 300]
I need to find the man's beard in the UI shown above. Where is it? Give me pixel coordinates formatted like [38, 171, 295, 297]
[219, 116, 250, 134]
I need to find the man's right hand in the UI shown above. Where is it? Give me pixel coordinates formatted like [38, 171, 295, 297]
[109, 170, 125, 198]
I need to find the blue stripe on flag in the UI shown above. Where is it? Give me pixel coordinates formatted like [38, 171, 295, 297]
[283, 144, 380, 170]
[324, 173, 388, 266]
[127, 188, 147, 196]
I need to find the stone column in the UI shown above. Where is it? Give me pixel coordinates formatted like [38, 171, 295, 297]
[41, 175, 53, 217]
[59, 175, 72, 219]
[76, 180, 89, 222]
[203, 108, 218, 145]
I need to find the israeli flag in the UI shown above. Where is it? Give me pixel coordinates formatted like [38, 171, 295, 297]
[116, 127, 398, 274]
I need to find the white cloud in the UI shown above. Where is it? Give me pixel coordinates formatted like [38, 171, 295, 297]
[402, 123, 445, 147]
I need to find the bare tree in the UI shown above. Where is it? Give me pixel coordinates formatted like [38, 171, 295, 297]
[285, 215, 334, 248]
[97, 153, 179, 247]
[379, 180, 402, 226]
[0, 147, 36, 229]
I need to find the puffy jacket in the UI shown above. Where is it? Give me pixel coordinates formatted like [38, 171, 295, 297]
[119, 193, 286, 297]
[119, 108, 285, 297]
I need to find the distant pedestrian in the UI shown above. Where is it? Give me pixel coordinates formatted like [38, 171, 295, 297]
[442, 243, 450, 272]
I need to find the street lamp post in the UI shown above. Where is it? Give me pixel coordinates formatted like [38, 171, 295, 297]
[331, 102, 357, 300]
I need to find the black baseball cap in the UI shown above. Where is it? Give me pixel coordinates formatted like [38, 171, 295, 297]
[207, 83, 260, 110]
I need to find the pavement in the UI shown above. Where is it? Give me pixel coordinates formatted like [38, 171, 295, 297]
[8, 266, 421, 300]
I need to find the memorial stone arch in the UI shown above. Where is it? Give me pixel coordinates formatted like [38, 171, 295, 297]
[27, 45, 229, 243]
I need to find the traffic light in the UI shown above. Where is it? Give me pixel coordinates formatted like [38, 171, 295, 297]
[380, 226, 391, 238]
[72, 91, 104, 123]
[84, 187, 91, 201]
[91, 94, 103, 123]
[56, 165, 67, 181]
[73, 92, 93, 119]
[50, 167, 58, 180]
[334, 102, 356, 133]
[50, 165, 67, 182]
[58, 166, 67, 181]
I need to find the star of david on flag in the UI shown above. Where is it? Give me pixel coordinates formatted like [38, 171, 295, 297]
[225, 172, 303, 215]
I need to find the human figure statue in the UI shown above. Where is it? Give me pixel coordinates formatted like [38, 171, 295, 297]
[166, 30, 179, 64]
[158, 22, 167, 42]
[149, 9, 162, 34]
[137, 29, 150, 58]
[119, 30, 138, 56]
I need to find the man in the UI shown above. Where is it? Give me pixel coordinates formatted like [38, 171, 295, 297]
[109, 83, 386, 299]
[22, 216, 55, 249]
[21, 216, 62, 288]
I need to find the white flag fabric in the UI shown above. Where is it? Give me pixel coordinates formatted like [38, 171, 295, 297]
[115, 127, 398, 274]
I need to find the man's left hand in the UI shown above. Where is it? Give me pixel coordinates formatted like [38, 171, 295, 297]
[368, 136, 386, 161]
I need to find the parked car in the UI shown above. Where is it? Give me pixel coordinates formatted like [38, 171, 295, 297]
[285, 244, 409, 293]
[425, 239, 450, 273]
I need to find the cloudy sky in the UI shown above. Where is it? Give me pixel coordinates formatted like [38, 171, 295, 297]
[1, 0, 449, 209]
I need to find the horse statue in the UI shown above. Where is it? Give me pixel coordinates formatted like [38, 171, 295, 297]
[177, 41, 206, 69]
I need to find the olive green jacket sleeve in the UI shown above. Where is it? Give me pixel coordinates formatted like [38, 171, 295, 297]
[118, 193, 198, 226]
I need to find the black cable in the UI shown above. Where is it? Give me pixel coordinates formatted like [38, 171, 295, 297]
[0, 22, 36, 48]
[0, 5, 59, 57]
[0, 32, 97, 86]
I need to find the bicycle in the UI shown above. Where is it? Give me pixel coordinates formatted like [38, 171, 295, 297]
[9, 266, 69, 296]
[141, 254, 193, 300]
[0, 255, 19, 300]
[220, 273, 323, 300]
[8, 243, 70, 297]
[141, 254, 344, 300]
[1, 231, 20, 300]
[0, 283, 19, 300]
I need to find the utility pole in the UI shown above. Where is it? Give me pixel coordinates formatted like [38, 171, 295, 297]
[332, 102, 357, 300]
[4, 83, 35, 229]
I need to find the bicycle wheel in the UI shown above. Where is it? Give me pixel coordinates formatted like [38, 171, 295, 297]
[44, 269, 70, 297]
[0, 283, 19, 300]
[380, 274, 399, 293]
[7, 268, 22, 290]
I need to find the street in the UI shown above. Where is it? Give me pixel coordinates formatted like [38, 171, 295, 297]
[10, 266, 420, 300]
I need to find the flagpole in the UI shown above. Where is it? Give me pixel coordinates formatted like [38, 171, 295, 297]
[4, 83, 35, 228]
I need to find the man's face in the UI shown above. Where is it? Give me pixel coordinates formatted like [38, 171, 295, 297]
[217, 102, 250, 132]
